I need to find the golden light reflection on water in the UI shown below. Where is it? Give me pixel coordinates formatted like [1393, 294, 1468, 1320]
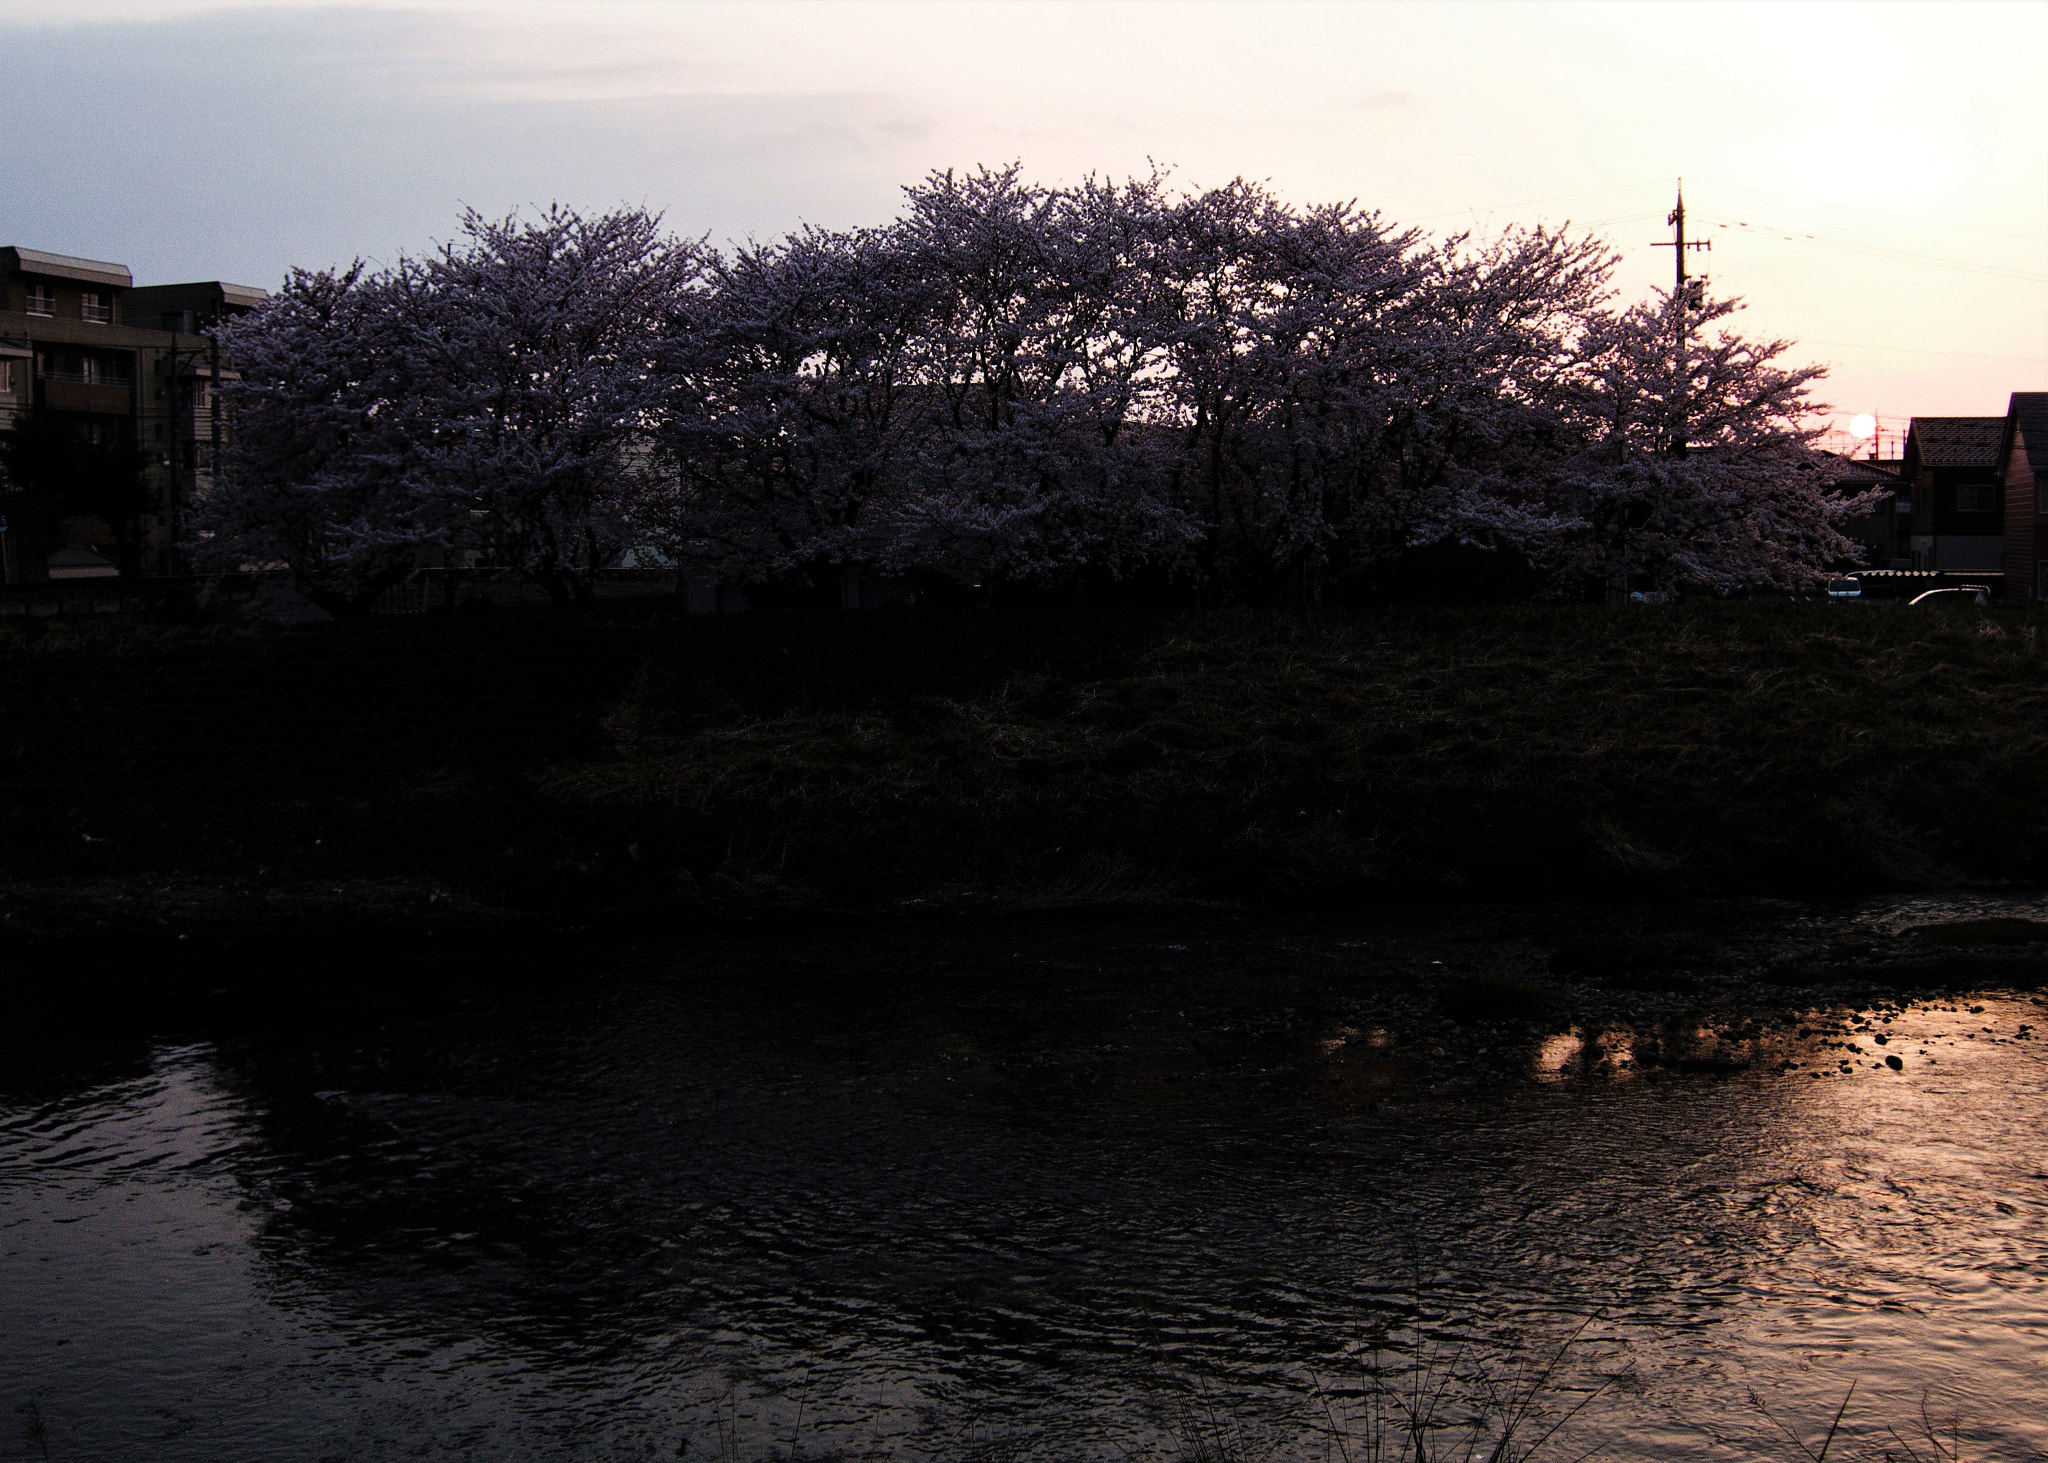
[1695, 993, 2048, 1451]
[1534, 1031, 1583, 1077]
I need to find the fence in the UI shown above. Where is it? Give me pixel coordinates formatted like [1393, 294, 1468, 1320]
[1849, 570, 2003, 601]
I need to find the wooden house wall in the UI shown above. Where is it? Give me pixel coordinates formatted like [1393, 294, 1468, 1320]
[2004, 434, 2041, 599]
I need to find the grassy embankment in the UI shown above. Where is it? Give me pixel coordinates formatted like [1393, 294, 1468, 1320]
[2, 599, 2045, 948]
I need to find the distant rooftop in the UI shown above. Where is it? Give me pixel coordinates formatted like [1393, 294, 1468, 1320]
[1905, 416, 2004, 469]
[127, 279, 272, 311]
[1821, 454, 1901, 485]
[4, 252, 269, 308]
[2, 246, 133, 291]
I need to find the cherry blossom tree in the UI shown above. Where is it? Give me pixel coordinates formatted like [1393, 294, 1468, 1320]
[1128, 185, 1612, 602]
[201, 262, 450, 617]
[1134, 178, 1405, 601]
[649, 221, 931, 597]
[208, 207, 703, 612]
[208, 177, 1862, 610]
[881, 166, 1190, 583]
[651, 168, 1191, 595]
[1537, 287, 1869, 596]
[403, 205, 705, 609]
[1343, 225, 1616, 586]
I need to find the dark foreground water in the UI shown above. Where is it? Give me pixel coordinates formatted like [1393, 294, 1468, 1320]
[4, 903, 2046, 1461]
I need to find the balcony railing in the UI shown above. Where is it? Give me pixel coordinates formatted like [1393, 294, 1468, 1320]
[38, 369, 130, 386]
[37, 376, 135, 413]
[80, 302, 112, 324]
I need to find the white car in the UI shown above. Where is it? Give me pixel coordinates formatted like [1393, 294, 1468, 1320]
[1908, 585, 1991, 607]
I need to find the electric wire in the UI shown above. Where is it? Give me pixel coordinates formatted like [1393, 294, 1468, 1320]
[1703, 219, 2048, 284]
[1408, 176, 2047, 282]
[1694, 176, 2048, 247]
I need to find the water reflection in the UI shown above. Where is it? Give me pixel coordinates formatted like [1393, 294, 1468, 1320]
[1, 914, 2044, 1461]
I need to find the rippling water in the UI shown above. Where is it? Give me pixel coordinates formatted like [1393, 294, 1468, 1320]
[3, 909, 2045, 1460]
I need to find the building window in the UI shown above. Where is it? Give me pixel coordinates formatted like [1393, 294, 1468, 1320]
[1954, 484, 1995, 513]
[79, 291, 112, 324]
[0, 360, 13, 393]
[25, 285, 54, 316]
[77, 355, 130, 387]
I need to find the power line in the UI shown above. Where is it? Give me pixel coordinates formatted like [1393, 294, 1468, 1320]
[1694, 176, 2048, 247]
[1411, 182, 2048, 374]
[1580, 210, 1664, 230]
[1405, 177, 2048, 280]
[1704, 218, 2048, 284]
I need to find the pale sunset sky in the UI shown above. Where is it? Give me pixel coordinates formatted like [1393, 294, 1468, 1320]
[5, 0, 2043, 443]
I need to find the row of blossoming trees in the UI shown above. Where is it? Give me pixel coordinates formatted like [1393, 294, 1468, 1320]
[199, 167, 1864, 615]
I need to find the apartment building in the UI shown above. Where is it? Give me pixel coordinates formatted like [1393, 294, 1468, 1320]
[0, 245, 266, 583]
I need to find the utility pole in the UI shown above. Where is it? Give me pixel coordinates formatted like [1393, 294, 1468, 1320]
[165, 336, 201, 577]
[1652, 179, 1711, 457]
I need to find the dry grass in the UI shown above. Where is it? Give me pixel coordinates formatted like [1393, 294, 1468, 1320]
[554, 602, 2048, 905]
[4, 600, 2046, 914]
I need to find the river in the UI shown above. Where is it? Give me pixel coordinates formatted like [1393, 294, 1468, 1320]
[3, 902, 2045, 1460]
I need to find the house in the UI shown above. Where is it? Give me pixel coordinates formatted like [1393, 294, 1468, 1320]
[1823, 453, 1907, 567]
[1897, 415, 2006, 572]
[1998, 392, 2048, 600]
[0, 246, 266, 584]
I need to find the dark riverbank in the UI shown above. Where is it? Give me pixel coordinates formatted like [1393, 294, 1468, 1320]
[9, 876, 2047, 1062]
[4, 600, 2047, 951]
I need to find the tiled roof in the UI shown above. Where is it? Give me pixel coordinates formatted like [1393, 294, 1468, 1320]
[2011, 393, 2048, 474]
[1906, 416, 2004, 468]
